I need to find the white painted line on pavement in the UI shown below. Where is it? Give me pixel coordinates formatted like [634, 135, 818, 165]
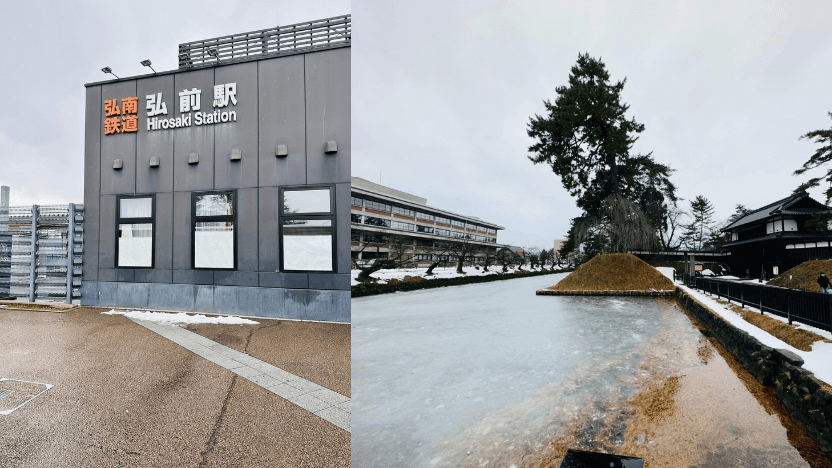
[129, 318, 350, 432]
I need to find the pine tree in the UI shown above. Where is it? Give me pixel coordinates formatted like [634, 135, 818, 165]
[683, 196, 715, 250]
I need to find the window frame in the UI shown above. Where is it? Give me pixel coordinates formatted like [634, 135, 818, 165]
[191, 190, 238, 271]
[279, 184, 337, 273]
[115, 194, 156, 269]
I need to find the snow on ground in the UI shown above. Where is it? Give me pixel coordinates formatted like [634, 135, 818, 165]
[103, 309, 258, 325]
[674, 281, 832, 386]
[656, 267, 676, 282]
[350, 265, 550, 286]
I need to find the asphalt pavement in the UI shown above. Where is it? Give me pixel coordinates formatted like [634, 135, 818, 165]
[0, 306, 350, 468]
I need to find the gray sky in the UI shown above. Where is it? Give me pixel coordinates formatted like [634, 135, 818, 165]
[0, 0, 348, 206]
[352, 0, 832, 249]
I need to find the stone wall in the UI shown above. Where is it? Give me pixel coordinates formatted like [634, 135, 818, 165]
[676, 288, 832, 456]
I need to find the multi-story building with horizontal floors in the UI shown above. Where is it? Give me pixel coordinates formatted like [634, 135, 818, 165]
[350, 177, 504, 267]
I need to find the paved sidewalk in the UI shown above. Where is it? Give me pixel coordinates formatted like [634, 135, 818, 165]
[131, 318, 350, 432]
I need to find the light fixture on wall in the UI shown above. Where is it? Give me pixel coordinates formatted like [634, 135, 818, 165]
[149, 157, 160, 167]
[208, 48, 222, 63]
[113, 159, 123, 170]
[140, 60, 156, 73]
[230, 148, 242, 161]
[101, 66, 119, 79]
[275, 145, 288, 157]
[188, 153, 199, 165]
[325, 141, 338, 154]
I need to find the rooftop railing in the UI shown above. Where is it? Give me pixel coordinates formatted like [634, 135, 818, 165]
[178, 14, 350, 69]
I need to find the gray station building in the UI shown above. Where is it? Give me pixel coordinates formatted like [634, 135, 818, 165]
[80, 16, 351, 322]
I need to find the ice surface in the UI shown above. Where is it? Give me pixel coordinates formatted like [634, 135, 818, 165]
[103, 309, 258, 325]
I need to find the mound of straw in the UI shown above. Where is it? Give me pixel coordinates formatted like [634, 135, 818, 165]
[768, 259, 832, 292]
[549, 253, 675, 291]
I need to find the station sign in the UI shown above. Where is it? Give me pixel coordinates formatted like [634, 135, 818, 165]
[104, 83, 238, 135]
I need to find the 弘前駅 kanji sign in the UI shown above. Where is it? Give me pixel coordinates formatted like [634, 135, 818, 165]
[104, 83, 238, 135]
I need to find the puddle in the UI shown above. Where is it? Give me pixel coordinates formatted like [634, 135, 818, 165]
[0, 379, 53, 415]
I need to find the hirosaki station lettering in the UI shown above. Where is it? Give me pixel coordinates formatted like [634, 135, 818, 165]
[105, 82, 239, 135]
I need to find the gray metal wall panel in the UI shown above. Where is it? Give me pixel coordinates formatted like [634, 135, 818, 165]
[117, 282, 150, 308]
[80, 281, 99, 306]
[135, 269, 172, 283]
[98, 269, 135, 282]
[308, 273, 350, 290]
[214, 271, 258, 287]
[305, 49, 350, 184]
[99, 195, 117, 269]
[148, 283, 194, 310]
[83, 86, 102, 281]
[258, 272, 308, 289]
[100, 81, 138, 195]
[214, 62, 258, 189]
[258, 55, 307, 186]
[154, 191, 174, 270]
[236, 187, 258, 271]
[171, 191, 192, 269]
[136, 75, 175, 193]
[173, 270, 213, 285]
[173, 69, 215, 192]
[335, 182, 350, 274]
[97, 282, 118, 307]
[257, 186, 280, 271]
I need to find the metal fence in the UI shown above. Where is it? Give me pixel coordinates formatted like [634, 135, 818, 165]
[0, 204, 83, 303]
[178, 15, 351, 69]
[683, 274, 832, 332]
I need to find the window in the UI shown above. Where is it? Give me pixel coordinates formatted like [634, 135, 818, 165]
[414, 254, 432, 261]
[351, 196, 363, 207]
[392, 206, 415, 217]
[351, 229, 362, 242]
[192, 192, 235, 269]
[363, 216, 391, 228]
[415, 239, 434, 248]
[417, 225, 434, 234]
[416, 212, 435, 222]
[280, 186, 335, 272]
[351, 213, 362, 223]
[451, 220, 465, 228]
[391, 220, 415, 232]
[436, 228, 451, 237]
[116, 195, 154, 268]
[365, 200, 392, 212]
[435, 216, 450, 225]
[363, 232, 388, 244]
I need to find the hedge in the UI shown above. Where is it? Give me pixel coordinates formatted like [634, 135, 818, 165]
[351, 268, 570, 298]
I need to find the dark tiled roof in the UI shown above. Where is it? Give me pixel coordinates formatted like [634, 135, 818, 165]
[722, 192, 831, 231]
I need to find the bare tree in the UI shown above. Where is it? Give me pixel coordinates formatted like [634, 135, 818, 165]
[496, 247, 518, 273]
[658, 204, 688, 250]
[424, 240, 453, 276]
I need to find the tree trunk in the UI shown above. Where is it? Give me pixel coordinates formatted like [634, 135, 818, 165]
[425, 261, 441, 276]
[456, 256, 465, 274]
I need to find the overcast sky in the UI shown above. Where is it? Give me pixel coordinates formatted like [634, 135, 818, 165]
[352, 0, 832, 249]
[0, 0, 348, 205]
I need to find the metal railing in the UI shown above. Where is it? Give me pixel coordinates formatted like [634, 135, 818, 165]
[683, 274, 832, 332]
[178, 15, 351, 69]
[0, 204, 83, 303]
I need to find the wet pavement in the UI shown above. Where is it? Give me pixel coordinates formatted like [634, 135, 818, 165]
[0, 307, 350, 468]
[352, 273, 823, 467]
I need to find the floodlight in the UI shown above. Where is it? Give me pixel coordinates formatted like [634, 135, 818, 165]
[141, 60, 156, 73]
[207, 48, 222, 62]
[101, 67, 119, 79]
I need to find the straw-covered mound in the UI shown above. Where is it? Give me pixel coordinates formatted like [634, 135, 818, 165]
[549, 253, 675, 291]
[768, 259, 832, 292]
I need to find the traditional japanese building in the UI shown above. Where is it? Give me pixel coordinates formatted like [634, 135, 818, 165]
[80, 16, 351, 321]
[722, 191, 832, 278]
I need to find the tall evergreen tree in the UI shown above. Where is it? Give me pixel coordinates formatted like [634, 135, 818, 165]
[794, 112, 832, 202]
[683, 196, 715, 250]
[528, 53, 676, 258]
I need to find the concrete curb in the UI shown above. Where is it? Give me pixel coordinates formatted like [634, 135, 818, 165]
[676, 286, 832, 457]
[535, 289, 676, 296]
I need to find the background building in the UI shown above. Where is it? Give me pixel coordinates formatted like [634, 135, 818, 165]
[722, 191, 832, 278]
[81, 16, 351, 322]
[350, 177, 503, 266]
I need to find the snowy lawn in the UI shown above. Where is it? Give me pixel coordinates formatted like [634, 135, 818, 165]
[103, 309, 259, 325]
[674, 281, 832, 386]
[350, 265, 551, 286]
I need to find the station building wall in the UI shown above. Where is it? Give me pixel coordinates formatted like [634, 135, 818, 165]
[81, 47, 350, 322]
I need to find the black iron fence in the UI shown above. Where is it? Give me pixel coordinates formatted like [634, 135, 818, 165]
[683, 274, 832, 333]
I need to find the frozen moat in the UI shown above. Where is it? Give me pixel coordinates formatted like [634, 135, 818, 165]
[352, 273, 815, 467]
